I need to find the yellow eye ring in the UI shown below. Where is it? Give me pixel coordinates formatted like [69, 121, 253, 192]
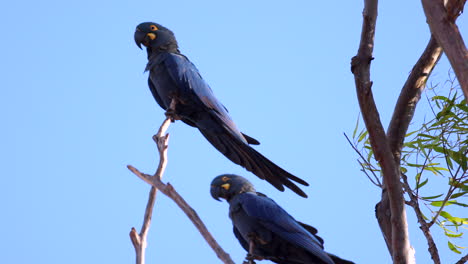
[222, 176, 230, 182]
[150, 25, 158, 31]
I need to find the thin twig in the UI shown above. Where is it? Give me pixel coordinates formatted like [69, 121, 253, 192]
[415, 148, 433, 198]
[344, 133, 382, 187]
[358, 161, 382, 187]
[402, 173, 441, 264]
[428, 184, 457, 228]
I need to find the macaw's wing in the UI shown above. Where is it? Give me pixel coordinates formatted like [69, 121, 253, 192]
[297, 221, 325, 246]
[161, 53, 245, 135]
[148, 77, 166, 110]
[233, 226, 249, 251]
[238, 193, 334, 264]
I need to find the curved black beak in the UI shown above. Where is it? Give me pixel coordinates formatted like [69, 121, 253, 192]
[134, 30, 147, 49]
[210, 185, 222, 201]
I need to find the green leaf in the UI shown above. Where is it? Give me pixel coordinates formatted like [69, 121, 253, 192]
[417, 178, 429, 189]
[450, 192, 468, 199]
[457, 103, 468, 113]
[440, 211, 468, 225]
[438, 211, 468, 225]
[405, 130, 418, 138]
[452, 202, 468, 207]
[432, 199, 468, 207]
[407, 162, 424, 168]
[422, 194, 444, 200]
[400, 166, 407, 174]
[430, 200, 455, 207]
[445, 232, 463, 238]
[353, 116, 360, 138]
[460, 153, 467, 171]
[432, 95, 449, 102]
[461, 184, 468, 192]
[433, 147, 467, 169]
[446, 156, 454, 170]
[450, 216, 468, 225]
[358, 130, 368, 143]
[415, 172, 422, 184]
[403, 141, 418, 149]
[424, 166, 445, 175]
[440, 211, 453, 219]
[417, 133, 437, 139]
[367, 149, 374, 162]
[448, 241, 462, 254]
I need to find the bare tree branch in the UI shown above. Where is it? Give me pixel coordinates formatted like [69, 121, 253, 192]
[127, 117, 235, 264]
[456, 253, 468, 264]
[387, 36, 443, 162]
[377, 35, 443, 264]
[128, 166, 235, 264]
[421, 0, 468, 101]
[374, 1, 467, 262]
[129, 117, 172, 264]
[351, 0, 414, 262]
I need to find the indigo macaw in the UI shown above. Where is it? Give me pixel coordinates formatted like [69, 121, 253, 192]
[211, 174, 355, 264]
[134, 22, 308, 197]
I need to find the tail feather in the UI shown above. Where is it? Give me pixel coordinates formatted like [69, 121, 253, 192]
[199, 128, 309, 197]
[242, 132, 260, 145]
[328, 254, 355, 264]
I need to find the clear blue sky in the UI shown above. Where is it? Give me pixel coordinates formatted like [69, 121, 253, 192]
[2, 0, 466, 263]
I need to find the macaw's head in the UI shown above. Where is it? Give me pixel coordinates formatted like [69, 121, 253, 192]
[134, 22, 178, 51]
[210, 174, 256, 202]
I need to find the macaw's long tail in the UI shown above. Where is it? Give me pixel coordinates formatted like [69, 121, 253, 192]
[327, 254, 355, 264]
[198, 128, 309, 198]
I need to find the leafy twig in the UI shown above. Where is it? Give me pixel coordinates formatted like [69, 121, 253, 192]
[344, 133, 382, 187]
[428, 184, 457, 228]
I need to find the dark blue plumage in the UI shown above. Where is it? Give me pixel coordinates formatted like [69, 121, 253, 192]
[134, 22, 309, 197]
[211, 174, 355, 264]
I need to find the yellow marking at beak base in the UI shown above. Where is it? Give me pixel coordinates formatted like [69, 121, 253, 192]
[147, 33, 156, 40]
[221, 183, 230, 190]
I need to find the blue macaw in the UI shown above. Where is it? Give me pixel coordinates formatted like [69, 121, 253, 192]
[134, 22, 308, 197]
[211, 174, 355, 264]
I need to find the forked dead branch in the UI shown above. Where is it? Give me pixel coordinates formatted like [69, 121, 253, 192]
[127, 117, 235, 264]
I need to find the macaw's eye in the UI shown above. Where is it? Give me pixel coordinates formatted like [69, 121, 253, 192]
[222, 176, 230, 182]
[150, 25, 158, 31]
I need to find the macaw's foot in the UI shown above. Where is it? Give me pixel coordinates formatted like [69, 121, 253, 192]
[243, 254, 257, 264]
[164, 109, 180, 122]
[243, 235, 261, 264]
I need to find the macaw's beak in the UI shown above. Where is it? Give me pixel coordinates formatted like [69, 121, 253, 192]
[210, 185, 222, 201]
[134, 30, 147, 49]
